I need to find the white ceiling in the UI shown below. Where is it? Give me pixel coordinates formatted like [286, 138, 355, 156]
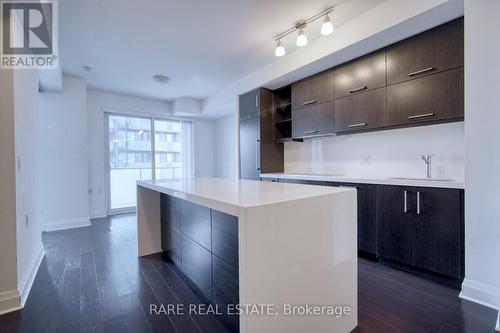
[59, 0, 385, 103]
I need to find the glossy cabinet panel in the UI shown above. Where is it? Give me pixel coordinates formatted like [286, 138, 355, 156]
[292, 101, 335, 138]
[212, 210, 239, 268]
[291, 70, 335, 110]
[386, 18, 463, 85]
[335, 50, 386, 98]
[181, 200, 211, 250]
[335, 87, 387, 134]
[181, 235, 213, 300]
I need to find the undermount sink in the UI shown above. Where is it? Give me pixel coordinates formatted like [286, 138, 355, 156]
[390, 177, 454, 182]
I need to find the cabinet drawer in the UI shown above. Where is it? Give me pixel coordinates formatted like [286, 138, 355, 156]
[161, 222, 181, 267]
[335, 87, 387, 134]
[387, 67, 464, 127]
[211, 211, 239, 268]
[386, 18, 463, 85]
[161, 194, 180, 231]
[212, 255, 239, 332]
[291, 70, 334, 110]
[181, 200, 212, 250]
[292, 101, 335, 138]
[335, 50, 386, 98]
[181, 235, 212, 301]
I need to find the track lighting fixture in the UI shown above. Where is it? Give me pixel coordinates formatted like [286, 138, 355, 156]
[274, 6, 334, 57]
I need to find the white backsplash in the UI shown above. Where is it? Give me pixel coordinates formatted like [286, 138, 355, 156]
[284, 122, 465, 181]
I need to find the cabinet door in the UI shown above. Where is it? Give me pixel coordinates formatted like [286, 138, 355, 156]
[412, 188, 463, 278]
[239, 89, 260, 118]
[335, 87, 387, 134]
[386, 18, 463, 85]
[181, 235, 212, 301]
[292, 70, 335, 110]
[387, 67, 464, 127]
[377, 185, 414, 265]
[181, 200, 211, 250]
[354, 184, 378, 254]
[335, 50, 386, 99]
[239, 116, 260, 180]
[292, 101, 335, 138]
[211, 211, 239, 268]
[212, 255, 239, 332]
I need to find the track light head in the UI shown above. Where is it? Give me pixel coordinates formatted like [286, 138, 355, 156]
[321, 14, 334, 35]
[275, 40, 286, 57]
[296, 29, 308, 47]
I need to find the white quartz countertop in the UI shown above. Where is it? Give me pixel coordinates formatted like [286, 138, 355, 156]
[137, 177, 353, 210]
[260, 173, 464, 189]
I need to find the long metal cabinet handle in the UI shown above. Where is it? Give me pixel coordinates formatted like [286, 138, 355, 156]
[403, 190, 408, 213]
[303, 130, 319, 135]
[349, 86, 367, 93]
[408, 67, 435, 77]
[417, 191, 421, 215]
[256, 139, 260, 171]
[349, 122, 368, 128]
[255, 94, 259, 108]
[408, 113, 435, 120]
[303, 99, 317, 106]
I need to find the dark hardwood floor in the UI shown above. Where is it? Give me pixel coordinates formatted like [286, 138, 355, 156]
[0, 214, 496, 333]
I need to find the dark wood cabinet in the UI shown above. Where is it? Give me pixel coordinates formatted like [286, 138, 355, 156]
[181, 200, 211, 250]
[411, 187, 463, 278]
[386, 18, 463, 85]
[334, 87, 387, 134]
[377, 185, 414, 265]
[181, 235, 213, 301]
[335, 50, 386, 98]
[212, 255, 239, 332]
[377, 185, 464, 279]
[211, 210, 239, 268]
[387, 67, 464, 127]
[239, 89, 283, 180]
[161, 194, 182, 267]
[291, 70, 335, 110]
[292, 101, 335, 138]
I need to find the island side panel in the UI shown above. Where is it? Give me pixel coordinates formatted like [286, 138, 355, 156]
[240, 190, 358, 333]
[137, 185, 162, 257]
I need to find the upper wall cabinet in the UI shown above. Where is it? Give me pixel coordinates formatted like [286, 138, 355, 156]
[291, 70, 335, 110]
[387, 67, 464, 126]
[386, 18, 464, 85]
[335, 50, 386, 99]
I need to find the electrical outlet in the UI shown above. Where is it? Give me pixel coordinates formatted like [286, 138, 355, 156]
[361, 155, 371, 166]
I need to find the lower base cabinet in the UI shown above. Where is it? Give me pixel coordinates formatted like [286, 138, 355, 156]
[275, 178, 464, 279]
[161, 194, 240, 331]
[378, 185, 464, 278]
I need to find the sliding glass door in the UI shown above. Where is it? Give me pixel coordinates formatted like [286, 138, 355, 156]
[106, 114, 192, 213]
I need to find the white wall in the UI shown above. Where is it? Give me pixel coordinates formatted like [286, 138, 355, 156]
[87, 89, 215, 217]
[14, 69, 44, 305]
[461, 0, 500, 313]
[0, 69, 20, 314]
[214, 113, 238, 178]
[285, 122, 465, 180]
[193, 119, 216, 177]
[37, 76, 91, 231]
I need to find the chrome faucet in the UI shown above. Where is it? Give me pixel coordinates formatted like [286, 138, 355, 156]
[421, 154, 434, 178]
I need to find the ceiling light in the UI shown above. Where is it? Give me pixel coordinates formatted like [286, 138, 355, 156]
[296, 29, 308, 47]
[321, 14, 334, 35]
[153, 74, 170, 84]
[275, 40, 286, 57]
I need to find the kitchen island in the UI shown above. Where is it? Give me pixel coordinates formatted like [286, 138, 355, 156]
[137, 177, 357, 333]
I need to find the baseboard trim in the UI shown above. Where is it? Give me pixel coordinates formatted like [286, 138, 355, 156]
[460, 278, 500, 311]
[43, 217, 91, 232]
[19, 246, 45, 307]
[0, 290, 21, 315]
[90, 210, 107, 219]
